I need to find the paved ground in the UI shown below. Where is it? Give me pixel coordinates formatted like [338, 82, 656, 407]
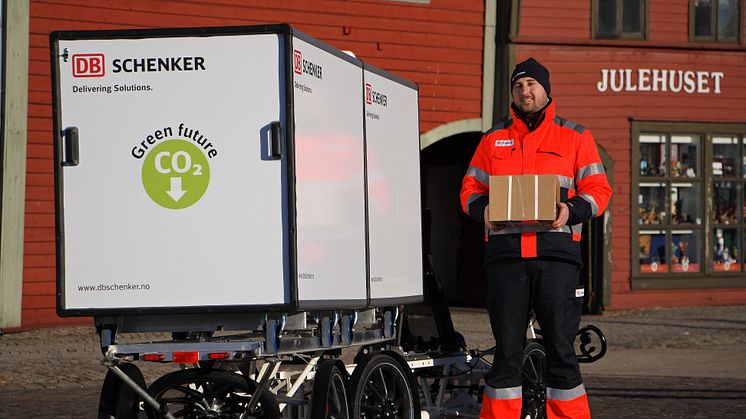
[1, 305, 745, 418]
[452, 304, 746, 379]
[455, 305, 746, 418]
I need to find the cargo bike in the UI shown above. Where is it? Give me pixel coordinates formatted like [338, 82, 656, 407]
[50, 24, 606, 418]
[90, 281, 606, 418]
[89, 281, 606, 418]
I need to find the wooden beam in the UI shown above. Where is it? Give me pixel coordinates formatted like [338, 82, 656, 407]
[1, 0, 30, 329]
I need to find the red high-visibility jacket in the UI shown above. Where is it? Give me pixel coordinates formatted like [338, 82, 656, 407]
[460, 101, 612, 265]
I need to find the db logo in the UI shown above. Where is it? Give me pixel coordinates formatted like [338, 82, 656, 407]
[293, 50, 302, 75]
[365, 83, 372, 104]
[72, 54, 105, 78]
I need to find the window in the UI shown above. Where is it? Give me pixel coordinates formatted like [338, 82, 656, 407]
[633, 123, 746, 289]
[691, 0, 741, 42]
[593, 0, 647, 39]
[636, 133, 703, 275]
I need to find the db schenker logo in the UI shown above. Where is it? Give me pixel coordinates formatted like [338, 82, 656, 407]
[293, 50, 302, 75]
[72, 54, 105, 77]
[365, 83, 373, 104]
[365, 83, 388, 107]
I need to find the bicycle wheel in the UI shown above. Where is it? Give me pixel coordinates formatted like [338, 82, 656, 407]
[521, 339, 547, 419]
[350, 352, 416, 419]
[310, 359, 350, 418]
[144, 368, 280, 419]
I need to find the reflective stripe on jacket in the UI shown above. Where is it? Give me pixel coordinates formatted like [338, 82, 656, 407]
[460, 101, 612, 265]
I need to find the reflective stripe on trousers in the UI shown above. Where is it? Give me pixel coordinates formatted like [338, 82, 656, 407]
[480, 384, 591, 419]
[546, 384, 591, 419]
[480, 385, 521, 418]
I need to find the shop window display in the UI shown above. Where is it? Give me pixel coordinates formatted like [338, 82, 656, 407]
[639, 134, 666, 176]
[638, 183, 666, 225]
[639, 232, 667, 272]
[713, 136, 739, 176]
[671, 231, 701, 273]
[713, 182, 738, 224]
[671, 134, 699, 178]
[671, 183, 701, 225]
[713, 228, 740, 271]
[635, 128, 746, 281]
[636, 132, 704, 275]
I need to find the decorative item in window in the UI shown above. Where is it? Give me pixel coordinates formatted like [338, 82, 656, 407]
[713, 228, 741, 272]
[670, 232, 700, 272]
[671, 199, 694, 224]
[639, 135, 666, 177]
[639, 232, 667, 273]
[713, 182, 738, 224]
[639, 184, 666, 224]
[671, 183, 701, 224]
[671, 135, 699, 177]
[713, 135, 739, 177]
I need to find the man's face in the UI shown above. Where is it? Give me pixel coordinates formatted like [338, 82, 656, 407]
[511, 77, 548, 114]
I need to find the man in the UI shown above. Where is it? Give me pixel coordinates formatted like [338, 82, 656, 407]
[460, 57, 611, 419]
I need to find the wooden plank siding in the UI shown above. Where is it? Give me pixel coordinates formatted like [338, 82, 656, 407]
[513, 1, 746, 310]
[21, 0, 486, 328]
[518, 0, 746, 45]
[649, 0, 689, 43]
[518, 0, 590, 39]
[514, 41, 746, 308]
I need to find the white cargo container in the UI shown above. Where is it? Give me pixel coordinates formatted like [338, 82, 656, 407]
[51, 25, 423, 316]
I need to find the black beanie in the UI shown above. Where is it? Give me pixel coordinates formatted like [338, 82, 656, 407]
[511, 57, 551, 96]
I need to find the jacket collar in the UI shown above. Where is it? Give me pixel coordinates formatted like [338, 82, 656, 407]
[511, 99, 555, 135]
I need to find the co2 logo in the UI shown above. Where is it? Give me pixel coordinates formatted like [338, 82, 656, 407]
[142, 140, 209, 209]
[154, 151, 203, 176]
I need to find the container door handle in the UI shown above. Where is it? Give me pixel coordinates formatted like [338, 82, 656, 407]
[62, 126, 79, 167]
[270, 121, 282, 160]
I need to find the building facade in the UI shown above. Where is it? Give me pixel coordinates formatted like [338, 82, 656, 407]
[0, 0, 744, 329]
[508, 0, 746, 308]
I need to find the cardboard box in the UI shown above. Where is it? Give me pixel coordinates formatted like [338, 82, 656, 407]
[489, 174, 560, 222]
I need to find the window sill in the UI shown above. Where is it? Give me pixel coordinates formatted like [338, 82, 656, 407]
[510, 35, 746, 52]
[632, 275, 746, 290]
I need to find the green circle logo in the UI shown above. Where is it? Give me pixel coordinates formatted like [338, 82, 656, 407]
[142, 139, 210, 209]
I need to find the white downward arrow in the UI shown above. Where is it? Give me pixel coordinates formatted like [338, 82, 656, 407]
[166, 177, 186, 202]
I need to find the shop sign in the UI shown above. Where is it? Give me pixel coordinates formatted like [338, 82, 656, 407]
[597, 69, 724, 94]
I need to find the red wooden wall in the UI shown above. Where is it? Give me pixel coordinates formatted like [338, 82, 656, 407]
[22, 0, 485, 328]
[514, 0, 746, 309]
[519, 0, 746, 45]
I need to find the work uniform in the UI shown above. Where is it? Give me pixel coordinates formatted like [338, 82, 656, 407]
[460, 99, 611, 419]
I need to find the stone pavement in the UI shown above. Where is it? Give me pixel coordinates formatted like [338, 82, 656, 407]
[452, 304, 746, 379]
[1, 305, 745, 417]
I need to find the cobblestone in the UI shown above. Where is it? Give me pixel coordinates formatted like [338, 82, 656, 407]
[0, 305, 744, 417]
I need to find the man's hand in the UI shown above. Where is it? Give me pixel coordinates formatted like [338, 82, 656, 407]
[484, 205, 506, 231]
[552, 202, 569, 229]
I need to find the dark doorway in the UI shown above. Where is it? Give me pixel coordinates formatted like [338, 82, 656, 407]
[580, 215, 605, 313]
[420, 132, 484, 308]
[581, 147, 614, 314]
